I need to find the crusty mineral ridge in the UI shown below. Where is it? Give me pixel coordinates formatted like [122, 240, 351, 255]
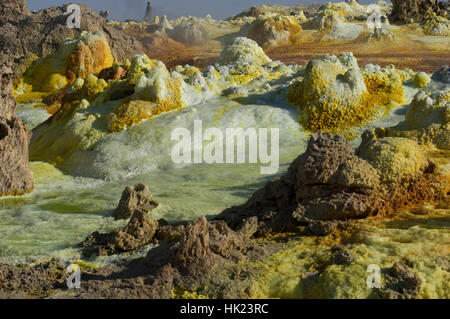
[226, 4, 317, 21]
[390, 0, 441, 24]
[378, 261, 423, 299]
[217, 132, 446, 236]
[28, 54, 206, 166]
[366, 27, 398, 43]
[113, 183, 159, 220]
[82, 209, 254, 277]
[172, 217, 252, 274]
[318, 0, 366, 18]
[0, 64, 34, 197]
[0, 2, 143, 65]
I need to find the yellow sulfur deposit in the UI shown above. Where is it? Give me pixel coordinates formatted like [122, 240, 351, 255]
[246, 202, 450, 299]
[107, 78, 183, 133]
[287, 53, 404, 133]
[413, 72, 431, 88]
[79, 74, 109, 101]
[361, 71, 404, 110]
[358, 137, 429, 184]
[171, 286, 209, 299]
[126, 55, 158, 85]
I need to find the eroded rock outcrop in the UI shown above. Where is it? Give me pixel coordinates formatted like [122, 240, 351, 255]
[82, 183, 159, 255]
[0, 64, 34, 197]
[17, 31, 114, 98]
[378, 261, 423, 299]
[217, 132, 446, 236]
[82, 211, 254, 279]
[82, 209, 159, 256]
[217, 37, 272, 67]
[0, 0, 29, 24]
[390, 0, 441, 24]
[0, 261, 66, 299]
[163, 216, 254, 275]
[0, 2, 143, 69]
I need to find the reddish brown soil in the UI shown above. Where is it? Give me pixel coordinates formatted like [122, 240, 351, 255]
[121, 24, 449, 73]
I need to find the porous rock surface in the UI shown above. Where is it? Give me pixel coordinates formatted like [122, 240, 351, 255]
[390, 0, 441, 24]
[0, 64, 34, 197]
[378, 261, 423, 299]
[112, 183, 159, 220]
[217, 132, 446, 236]
[22, 31, 114, 93]
[82, 209, 159, 256]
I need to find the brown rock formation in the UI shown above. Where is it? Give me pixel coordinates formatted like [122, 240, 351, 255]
[0, 0, 30, 24]
[0, 64, 34, 197]
[82, 209, 159, 256]
[217, 132, 446, 237]
[172, 217, 252, 274]
[378, 261, 422, 299]
[98, 65, 129, 82]
[112, 184, 159, 220]
[390, 0, 441, 24]
[173, 216, 211, 273]
[0, 261, 66, 299]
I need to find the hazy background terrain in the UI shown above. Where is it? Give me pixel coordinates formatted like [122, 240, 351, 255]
[28, 0, 384, 21]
